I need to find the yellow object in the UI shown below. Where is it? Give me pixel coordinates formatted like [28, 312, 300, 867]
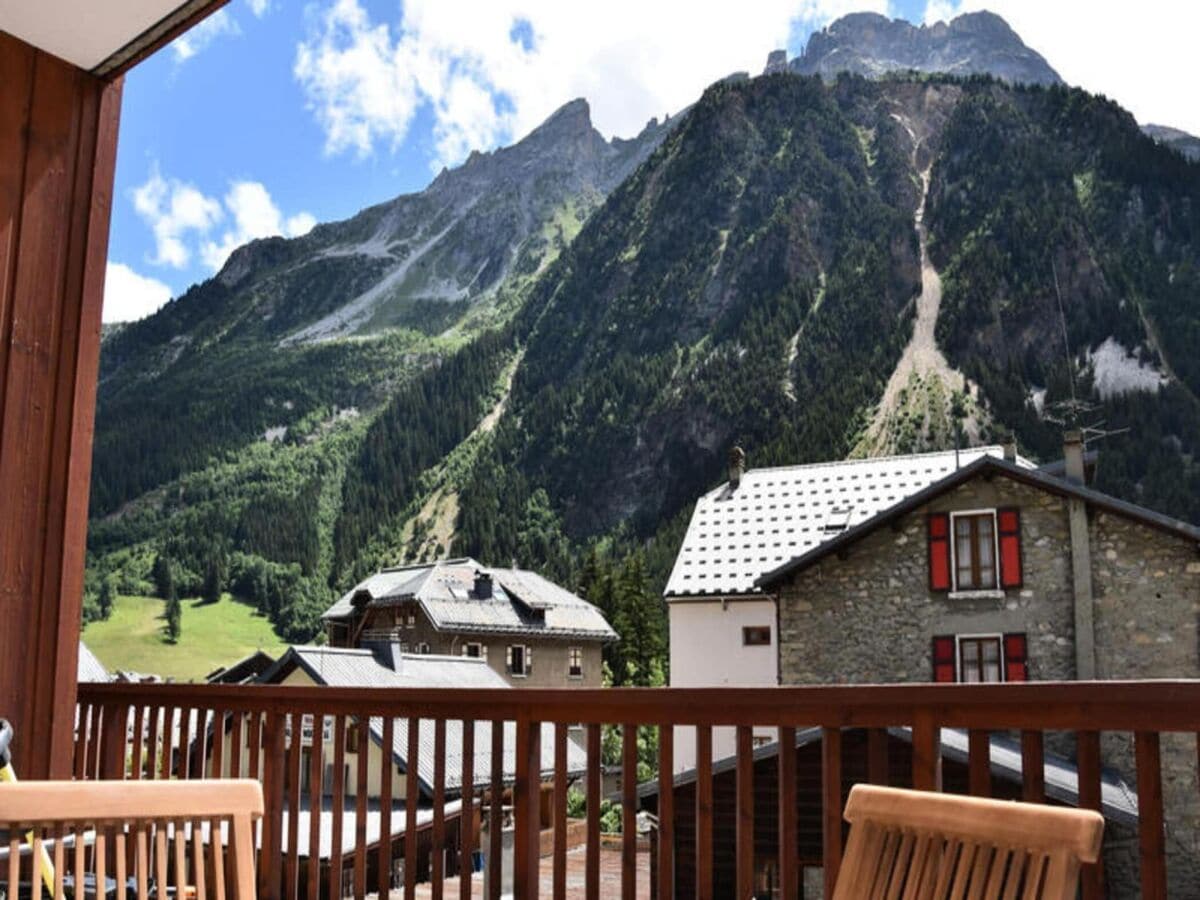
[1, 760, 59, 898]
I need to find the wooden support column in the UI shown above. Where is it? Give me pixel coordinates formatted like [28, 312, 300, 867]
[0, 31, 121, 780]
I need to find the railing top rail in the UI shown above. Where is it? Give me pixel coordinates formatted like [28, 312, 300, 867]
[76, 680, 1200, 731]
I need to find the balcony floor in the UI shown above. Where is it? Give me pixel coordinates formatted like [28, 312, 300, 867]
[408, 845, 651, 898]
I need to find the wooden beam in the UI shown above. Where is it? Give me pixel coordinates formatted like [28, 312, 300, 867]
[0, 31, 120, 780]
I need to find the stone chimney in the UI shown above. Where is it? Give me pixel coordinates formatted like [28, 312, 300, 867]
[1063, 429, 1095, 678]
[1002, 436, 1018, 462]
[728, 445, 746, 490]
[1063, 429, 1086, 485]
[474, 570, 494, 600]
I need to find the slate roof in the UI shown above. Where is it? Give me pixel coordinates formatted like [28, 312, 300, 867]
[635, 727, 1138, 827]
[322, 558, 617, 641]
[756, 455, 1200, 589]
[665, 446, 1034, 598]
[77, 641, 112, 683]
[261, 646, 589, 797]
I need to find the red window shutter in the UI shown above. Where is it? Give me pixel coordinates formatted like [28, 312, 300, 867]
[998, 507, 1023, 588]
[932, 635, 956, 683]
[927, 513, 951, 591]
[1004, 633, 1028, 682]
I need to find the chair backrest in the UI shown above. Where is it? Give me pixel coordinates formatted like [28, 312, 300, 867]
[1, 779, 263, 900]
[832, 784, 1105, 900]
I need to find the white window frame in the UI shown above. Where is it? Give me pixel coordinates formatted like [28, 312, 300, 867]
[416, 641, 431, 654]
[948, 508, 1003, 597]
[954, 633, 1007, 684]
[462, 642, 484, 659]
[568, 647, 583, 680]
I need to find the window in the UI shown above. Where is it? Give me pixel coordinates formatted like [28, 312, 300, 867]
[507, 645, 531, 677]
[743, 626, 771, 646]
[406, 611, 416, 628]
[933, 633, 1028, 683]
[958, 636, 1002, 682]
[952, 512, 997, 590]
[462, 642, 483, 658]
[416, 642, 431, 654]
[568, 647, 583, 679]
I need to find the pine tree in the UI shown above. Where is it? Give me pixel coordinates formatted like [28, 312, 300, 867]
[165, 584, 182, 644]
[202, 556, 224, 605]
[152, 553, 174, 600]
[98, 576, 116, 621]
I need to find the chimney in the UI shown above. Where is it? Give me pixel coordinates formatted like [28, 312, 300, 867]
[365, 640, 404, 672]
[728, 445, 746, 490]
[474, 570, 493, 600]
[1002, 436, 1018, 462]
[1063, 429, 1086, 485]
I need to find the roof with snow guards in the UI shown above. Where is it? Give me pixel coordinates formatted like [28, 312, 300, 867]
[259, 645, 588, 797]
[665, 446, 1035, 599]
[755, 455, 1200, 590]
[322, 557, 617, 641]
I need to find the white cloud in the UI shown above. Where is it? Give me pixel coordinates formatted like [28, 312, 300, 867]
[131, 168, 223, 268]
[104, 263, 173, 323]
[200, 181, 317, 271]
[247, 0, 271, 17]
[923, 0, 959, 25]
[295, 0, 891, 171]
[926, 0, 1200, 135]
[172, 8, 240, 61]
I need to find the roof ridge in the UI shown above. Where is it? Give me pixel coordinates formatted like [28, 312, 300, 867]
[733, 445, 1010, 478]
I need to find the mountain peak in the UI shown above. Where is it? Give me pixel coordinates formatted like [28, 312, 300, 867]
[793, 10, 1062, 86]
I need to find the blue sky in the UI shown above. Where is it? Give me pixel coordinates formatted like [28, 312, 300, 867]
[104, 0, 1198, 322]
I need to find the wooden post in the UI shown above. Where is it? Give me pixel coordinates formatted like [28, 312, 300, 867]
[0, 31, 121, 780]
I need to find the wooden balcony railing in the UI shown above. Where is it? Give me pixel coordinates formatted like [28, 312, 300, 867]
[73, 681, 1200, 900]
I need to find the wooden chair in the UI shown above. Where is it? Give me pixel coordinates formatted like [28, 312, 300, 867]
[833, 784, 1105, 899]
[1, 779, 262, 900]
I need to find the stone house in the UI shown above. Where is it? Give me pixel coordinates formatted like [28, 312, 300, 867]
[757, 433, 1200, 895]
[664, 443, 1033, 771]
[322, 558, 617, 688]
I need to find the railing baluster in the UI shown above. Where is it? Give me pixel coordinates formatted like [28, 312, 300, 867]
[229, 711, 243, 779]
[147, 706, 162, 781]
[132, 704, 147, 780]
[189, 821, 204, 900]
[1077, 730, 1104, 900]
[736, 726, 755, 900]
[433, 717, 447, 899]
[778, 725, 798, 900]
[1020, 730, 1044, 802]
[585, 723, 600, 900]
[695, 724, 713, 900]
[911, 710, 940, 792]
[822, 726, 842, 900]
[329, 715, 346, 900]
[73, 702, 90, 778]
[260, 711, 286, 900]
[657, 724, 675, 900]
[489, 724, 504, 900]
[378, 716, 394, 899]
[180, 706, 194, 779]
[286, 712, 302, 900]
[1135, 731, 1167, 900]
[617, 722, 635, 899]
[353, 719, 368, 900]
[405, 717, 420, 900]
[309, 714, 325, 900]
[248, 712, 262, 782]
[460, 718, 476, 900]
[101, 702, 128, 781]
[553, 723, 568, 900]
[513, 718, 541, 900]
[85, 703, 102, 779]
[968, 729, 991, 797]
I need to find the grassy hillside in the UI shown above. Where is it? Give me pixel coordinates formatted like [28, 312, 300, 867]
[82, 594, 287, 682]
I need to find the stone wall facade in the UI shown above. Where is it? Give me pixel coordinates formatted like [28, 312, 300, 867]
[351, 601, 607, 688]
[775, 471, 1200, 896]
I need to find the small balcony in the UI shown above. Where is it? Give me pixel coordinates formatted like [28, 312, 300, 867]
[66, 679, 1199, 899]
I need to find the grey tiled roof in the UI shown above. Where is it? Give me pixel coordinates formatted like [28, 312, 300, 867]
[267, 646, 589, 797]
[665, 446, 1034, 598]
[77, 641, 112, 683]
[322, 558, 617, 641]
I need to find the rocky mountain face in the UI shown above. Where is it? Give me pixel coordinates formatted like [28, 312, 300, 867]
[1143, 124, 1200, 162]
[790, 11, 1062, 85]
[92, 99, 672, 517]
